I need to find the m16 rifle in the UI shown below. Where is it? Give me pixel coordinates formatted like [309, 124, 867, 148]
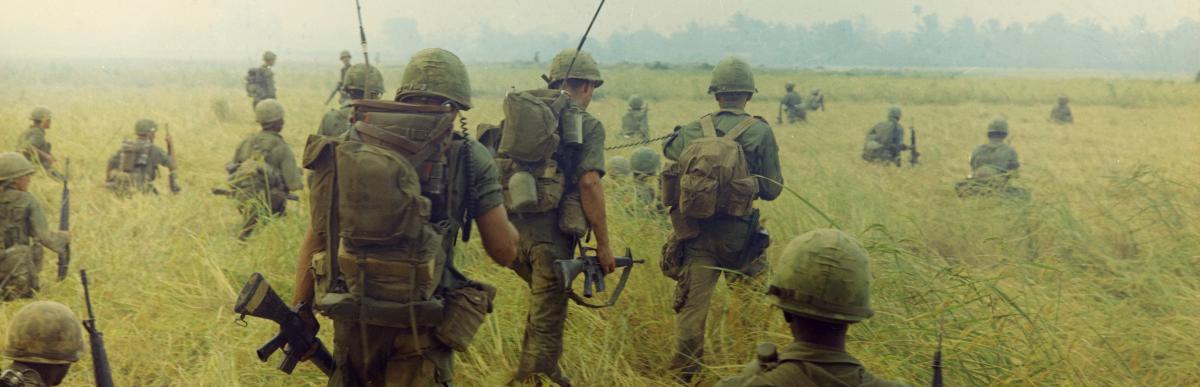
[81, 270, 114, 387]
[910, 118, 920, 166]
[56, 159, 70, 281]
[234, 272, 336, 376]
[554, 246, 643, 308]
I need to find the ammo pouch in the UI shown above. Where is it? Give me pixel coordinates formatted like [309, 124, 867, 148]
[660, 237, 685, 280]
[557, 191, 588, 238]
[660, 162, 681, 209]
[497, 158, 565, 214]
[435, 281, 497, 352]
[316, 292, 445, 329]
[312, 247, 447, 329]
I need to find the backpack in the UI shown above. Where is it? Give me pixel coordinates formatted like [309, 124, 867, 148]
[661, 115, 760, 222]
[228, 151, 280, 195]
[492, 89, 583, 221]
[244, 68, 262, 97]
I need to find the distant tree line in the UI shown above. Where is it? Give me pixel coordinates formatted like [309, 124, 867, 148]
[389, 13, 1200, 72]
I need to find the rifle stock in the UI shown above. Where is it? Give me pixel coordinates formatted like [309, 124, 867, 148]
[234, 272, 335, 376]
[81, 270, 115, 387]
[56, 159, 70, 281]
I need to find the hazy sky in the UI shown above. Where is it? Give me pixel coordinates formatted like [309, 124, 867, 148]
[1, 0, 1197, 60]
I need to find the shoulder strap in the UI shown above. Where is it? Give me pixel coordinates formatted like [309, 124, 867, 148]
[725, 117, 757, 140]
[699, 116, 716, 138]
[325, 145, 345, 293]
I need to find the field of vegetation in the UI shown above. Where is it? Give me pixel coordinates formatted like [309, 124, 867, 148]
[0, 58, 1198, 386]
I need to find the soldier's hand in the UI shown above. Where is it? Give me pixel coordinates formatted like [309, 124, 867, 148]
[596, 244, 616, 275]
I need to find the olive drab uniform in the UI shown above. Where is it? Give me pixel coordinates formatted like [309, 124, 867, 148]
[862, 109, 905, 164]
[0, 190, 67, 300]
[662, 108, 782, 380]
[1050, 97, 1073, 124]
[228, 130, 302, 239]
[807, 89, 825, 112]
[621, 95, 650, 142]
[715, 341, 911, 387]
[780, 90, 805, 123]
[16, 129, 58, 180]
[246, 51, 277, 109]
[318, 64, 384, 138]
[957, 119, 1024, 198]
[628, 147, 662, 213]
[106, 121, 175, 196]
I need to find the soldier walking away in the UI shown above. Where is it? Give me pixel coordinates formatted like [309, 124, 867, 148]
[290, 48, 518, 386]
[336, 50, 353, 105]
[224, 99, 302, 240]
[621, 95, 650, 142]
[956, 118, 1026, 199]
[0, 153, 69, 299]
[16, 107, 62, 181]
[1050, 96, 1073, 124]
[715, 229, 909, 387]
[778, 82, 805, 123]
[246, 51, 277, 110]
[317, 64, 384, 137]
[807, 88, 825, 112]
[0, 301, 85, 387]
[661, 56, 783, 384]
[862, 106, 908, 165]
[628, 146, 662, 211]
[105, 119, 179, 196]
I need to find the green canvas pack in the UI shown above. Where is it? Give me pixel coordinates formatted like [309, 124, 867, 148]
[663, 115, 759, 221]
[244, 67, 262, 97]
[498, 89, 568, 162]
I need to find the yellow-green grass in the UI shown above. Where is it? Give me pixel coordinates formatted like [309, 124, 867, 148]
[0, 60, 1198, 386]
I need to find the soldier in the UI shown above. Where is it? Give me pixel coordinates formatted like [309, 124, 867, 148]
[662, 56, 783, 383]
[807, 88, 825, 111]
[862, 106, 908, 165]
[1050, 96, 1073, 124]
[628, 146, 661, 209]
[16, 107, 62, 180]
[621, 95, 650, 142]
[1, 301, 85, 387]
[607, 156, 632, 179]
[246, 51, 277, 109]
[105, 119, 179, 196]
[290, 48, 518, 386]
[506, 48, 615, 386]
[956, 118, 1024, 198]
[715, 229, 909, 387]
[0, 153, 69, 299]
[336, 50, 353, 105]
[317, 64, 384, 138]
[226, 99, 302, 240]
[777, 82, 805, 124]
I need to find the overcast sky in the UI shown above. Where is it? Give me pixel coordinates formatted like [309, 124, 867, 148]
[1, 0, 1197, 60]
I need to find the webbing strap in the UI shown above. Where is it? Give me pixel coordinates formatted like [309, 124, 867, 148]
[699, 116, 716, 138]
[725, 117, 757, 141]
[565, 264, 635, 309]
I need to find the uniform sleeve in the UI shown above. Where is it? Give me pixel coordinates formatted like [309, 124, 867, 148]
[152, 146, 174, 170]
[662, 124, 690, 161]
[26, 199, 67, 254]
[107, 152, 120, 170]
[576, 114, 606, 177]
[467, 140, 504, 216]
[1007, 148, 1020, 171]
[752, 126, 784, 201]
[277, 143, 304, 191]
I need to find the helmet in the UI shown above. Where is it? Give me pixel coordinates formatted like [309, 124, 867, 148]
[254, 99, 285, 124]
[887, 106, 902, 119]
[608, 156, 631, 178]
[396, 48, 473, 110]
[708, 56, 756, 94]
[628, 95, 644, 109]
[785, 82, 795, 91]
[545, 48, 603, 88]
[29, 106, 51, 122]
[3, 301, 84, 365]
[988, 118, 1009, 135]
[811, 88, 820, 95]
[262, 51, 277, 62]
[630, 147, 661, 175]
[0, 152, 36, 181]
[767, 229, 874, 324]
[1058, 96, 1069, 104]
[342, 63, 385, 96]
[135, 119, 158, 136]
[339, 50, 352, 59]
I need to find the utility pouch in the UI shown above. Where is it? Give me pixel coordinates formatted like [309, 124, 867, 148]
[315, 292, 445, 329]
[497, 158, 565, 214]
[557, 191, 588, 238]
[660, 237, 685, 280]
[435, 281, 497, 352]
[660, 161, 681, 208]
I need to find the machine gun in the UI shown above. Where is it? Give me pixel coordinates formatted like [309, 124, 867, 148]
[81, 270, 115, 387]
[56, 159, 70, 281]
[554, 246, 643, 308]
[234, 273, 336, 376]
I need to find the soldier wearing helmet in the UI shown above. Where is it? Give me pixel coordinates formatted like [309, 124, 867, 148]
[224, 99, 302, 240]
[621, 94, 650, 141]
[0, 152, 69, 299]
[661, 56, 783, 383]
[862, 106, 909, 165]
[807, 88, 825, 112]
[0, 301, 85, 386]
[245, 51, 277, 109]
[716, 229, 908, 387]
[956, 118, 1024, 198]
[290, 48, 517, 386]
[778, 82, 806, 124]
[335, 50, 354, 105]
[502, 47, 612, 386]
[16, 107, 63, 181]
[1050, 95, 1073, 124]
[629, 147, 663, 209]
[104, 119, 179, 196]
[317, 63, 385, 137]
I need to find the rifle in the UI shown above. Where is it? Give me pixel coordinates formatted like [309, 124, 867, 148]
[234, 272, 336, 376]
[81, 270, 115, 387]
[56, 159, 69, 281]
[554, 246, 643, 308]
[323, 82, 344, 106]
[909, 118, 920, 166]
[932, 314, 944, 387]
[776, 103, 783, 124]
[166, 124, 181, 193]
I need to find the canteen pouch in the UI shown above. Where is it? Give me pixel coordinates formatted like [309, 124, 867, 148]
[660, 162, 681, 208]
[557, 191, 588, 238]
[660, 237, 685, 280]
[507, 171, 538, 212]
[724, 176, 759, 218]
[497, 158, 565, 214]
[435, 281, 497, 352]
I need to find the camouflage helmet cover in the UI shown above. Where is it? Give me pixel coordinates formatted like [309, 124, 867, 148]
[262, 51, 277, 61]
[708, 56, 756, 94]
[988, 118, 1009, 135]
[135, 119, 158, 136]
[546, 49, 604, 88]
[607, 156, 632, 178]
[887, 106, 902, 119]
[3, 301, 84, 365]
[785, 81, 796, 90]
[396, 48, 473, 110]
[29, 106, 51, 122]
[342, 63, 385, 96]
[339, 50, 352, 59]
[0, 152, 36, 181]
[629, 147, 661, 175]
[768, 229, 875, 324]
[254, 99, 285, 124]
[628, 94, 644, 109]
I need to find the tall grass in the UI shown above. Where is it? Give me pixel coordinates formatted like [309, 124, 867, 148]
[0, 59, 1197, 386]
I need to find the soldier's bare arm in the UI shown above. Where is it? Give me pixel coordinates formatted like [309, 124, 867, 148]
[291, 227, 322, 306]
[474, 205, 518, 267]
[579, 171, 615, 274]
